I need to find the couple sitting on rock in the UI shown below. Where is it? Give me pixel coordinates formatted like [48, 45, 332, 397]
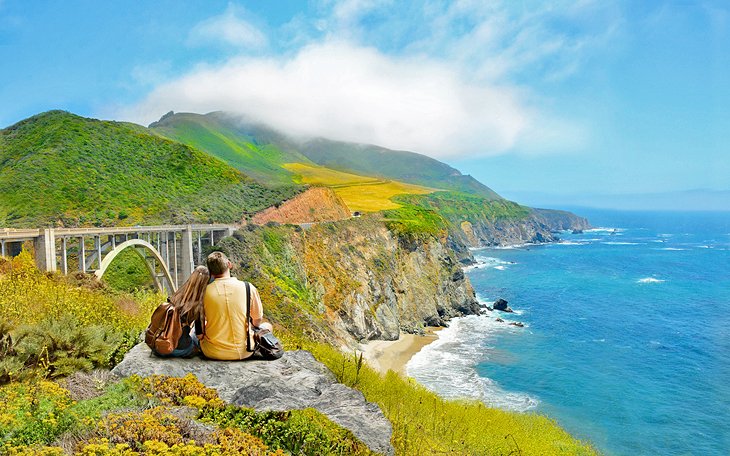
[155, 251, 273, 360]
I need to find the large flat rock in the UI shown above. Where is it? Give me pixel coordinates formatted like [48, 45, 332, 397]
[112, 344, 393, 455]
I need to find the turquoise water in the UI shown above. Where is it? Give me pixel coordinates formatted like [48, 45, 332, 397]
[408, 210, 730, 455]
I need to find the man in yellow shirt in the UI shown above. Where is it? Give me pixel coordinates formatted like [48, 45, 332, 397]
[200, 252, 272, 360]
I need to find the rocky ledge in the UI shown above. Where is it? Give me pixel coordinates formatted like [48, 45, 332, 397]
[112, 344, 394, 456]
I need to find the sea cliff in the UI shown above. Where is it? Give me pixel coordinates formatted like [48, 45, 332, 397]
[217, 207, 587, 345]
[215, 216, 478, 346]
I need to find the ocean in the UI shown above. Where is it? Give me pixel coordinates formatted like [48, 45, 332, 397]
[406, 209, 730, 455]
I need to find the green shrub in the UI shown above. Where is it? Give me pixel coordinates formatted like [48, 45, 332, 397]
[0, 381, 77, 447]
[1, 317, 116, 382]
[202, 407, 374, 456]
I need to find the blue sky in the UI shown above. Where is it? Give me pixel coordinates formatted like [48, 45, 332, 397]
[1, 1, 728, 208]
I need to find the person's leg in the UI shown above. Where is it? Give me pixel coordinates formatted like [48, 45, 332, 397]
[155, 338, 199, 358]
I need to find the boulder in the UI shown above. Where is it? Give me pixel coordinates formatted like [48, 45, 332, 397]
[492, 298, 513, 313]
[112, 344, 394, 456]
[509, 322, 525, 328]
[495, 317, 504, 323]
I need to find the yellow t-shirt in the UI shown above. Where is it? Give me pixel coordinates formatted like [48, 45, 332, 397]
[201, 277, 263, 360]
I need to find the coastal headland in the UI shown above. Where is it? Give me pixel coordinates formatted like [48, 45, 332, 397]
[0, 109, 595, 455]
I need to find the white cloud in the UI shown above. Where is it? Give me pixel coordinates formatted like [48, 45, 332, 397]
[188, 4, 267, 49]
[115, 1, 621, 158]
[118, 41, 532, 157]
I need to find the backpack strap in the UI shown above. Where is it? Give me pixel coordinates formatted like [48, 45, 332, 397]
[245, 281, 251, 352]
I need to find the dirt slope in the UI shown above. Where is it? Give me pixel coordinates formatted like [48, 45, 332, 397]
[250, 187, 351, 225]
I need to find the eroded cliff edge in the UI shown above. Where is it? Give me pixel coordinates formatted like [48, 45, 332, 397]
[219, 207, 588, 346]
[215, 217, 479, 346]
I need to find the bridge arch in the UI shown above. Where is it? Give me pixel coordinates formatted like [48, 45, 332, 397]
[95, 239, 176, 294]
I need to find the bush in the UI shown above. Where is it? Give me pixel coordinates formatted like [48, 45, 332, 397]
[0, 381, 77, 447]
[0, 251, 160, 383]
[0, 317, 117, 382]
[129, 373, 372, 456]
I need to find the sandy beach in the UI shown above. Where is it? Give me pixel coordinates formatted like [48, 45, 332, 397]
[360, 327, 442, 376]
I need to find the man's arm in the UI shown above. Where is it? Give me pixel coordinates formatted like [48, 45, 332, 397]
[249, 284, 265, 328]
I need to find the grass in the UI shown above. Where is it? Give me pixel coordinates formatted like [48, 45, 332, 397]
[334, 181, 435, 212]
[152, 113, 311, 186]
[283, 162, 381, 186]
[283, 162, 436, 212]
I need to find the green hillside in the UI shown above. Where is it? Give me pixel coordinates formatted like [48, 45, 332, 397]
[149, 112, 502, 199]
[298, 138, 503, 199]
[0, 111, 298, 227]
[150, 111, 312, 186]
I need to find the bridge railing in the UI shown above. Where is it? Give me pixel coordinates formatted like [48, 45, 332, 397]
[0, 224, 238, 293]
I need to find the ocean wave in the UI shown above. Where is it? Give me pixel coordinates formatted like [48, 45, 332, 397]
[493, 265, 507, 270]
[406, 315, 537, 412]
[472, 256, 515, 267]
[475, 293, 492, 304]
[602, 241, 641, 245]
[637, 277, 665, 284]
[656, 247, 686, 251]
[552, 241, 589, 246]
[583, 226, 626, 233]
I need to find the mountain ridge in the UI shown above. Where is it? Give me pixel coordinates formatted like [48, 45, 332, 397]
[0, 110, 298, 227]
[149, 111, 502, 199]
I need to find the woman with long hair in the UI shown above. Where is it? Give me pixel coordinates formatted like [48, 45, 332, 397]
[153, 265, 210, 358]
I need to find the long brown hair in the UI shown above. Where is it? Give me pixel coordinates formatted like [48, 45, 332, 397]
[168, 265, 210, 324]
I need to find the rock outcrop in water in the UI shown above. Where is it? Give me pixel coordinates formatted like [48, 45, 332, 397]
[493, 298, 514, 313]
[112, 344, 395, 456]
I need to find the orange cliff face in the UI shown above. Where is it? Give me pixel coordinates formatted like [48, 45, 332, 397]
[249, 187, 352, 225]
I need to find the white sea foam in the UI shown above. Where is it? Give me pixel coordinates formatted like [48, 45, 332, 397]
[657, 247, 686, 251]
[586, 227, 625, 234]
[552, 241, 588, 246]
[493, 265, 507, 270]
[473, 256, 513, 267]
[637, 277, 665, 284]
[491, 242, 539, 249]
[602, 241, 641, 245]
[406, 315, 538, 412]
[475, 292, 492, 304]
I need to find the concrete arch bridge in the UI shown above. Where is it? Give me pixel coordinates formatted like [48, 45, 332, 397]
[0, 224, 236, 293]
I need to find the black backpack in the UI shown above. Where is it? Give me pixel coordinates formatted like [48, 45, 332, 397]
[245, 282, 284, 360]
